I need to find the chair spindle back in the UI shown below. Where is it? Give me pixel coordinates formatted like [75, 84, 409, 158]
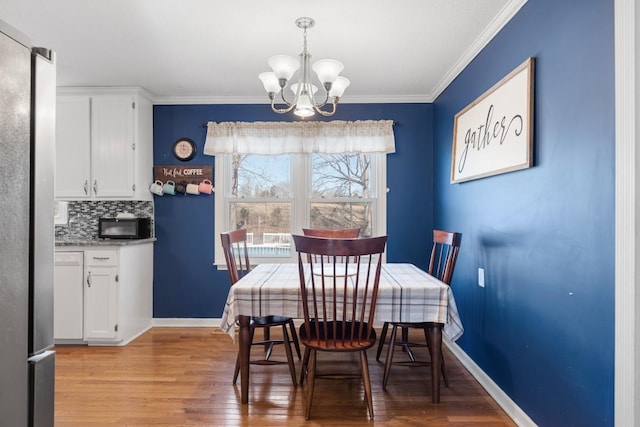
[428, 230, 462, 286]
[220, 229, 252, 285]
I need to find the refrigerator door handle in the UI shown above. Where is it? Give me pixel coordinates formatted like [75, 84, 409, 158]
[87, 271, 91, 288]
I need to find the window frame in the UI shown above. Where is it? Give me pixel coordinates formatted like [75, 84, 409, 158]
[214, 153, 387, 266]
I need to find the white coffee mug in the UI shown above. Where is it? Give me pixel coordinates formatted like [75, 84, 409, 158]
[186, 182, 200, 195]
[149, 180, 164, 196]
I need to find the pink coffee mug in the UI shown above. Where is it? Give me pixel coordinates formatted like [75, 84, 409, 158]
[198, 179, 213, 194]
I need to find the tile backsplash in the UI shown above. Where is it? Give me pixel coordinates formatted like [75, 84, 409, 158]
[55, 200, 154, 240]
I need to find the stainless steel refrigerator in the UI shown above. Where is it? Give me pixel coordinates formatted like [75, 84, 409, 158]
[0, 18, 56, 426]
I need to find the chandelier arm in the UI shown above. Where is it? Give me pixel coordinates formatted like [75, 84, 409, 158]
[267, 90, 296, 113]
[313, 98, 338, 116]
[270, 96, 296, 114]
[278, 87, 296, 106]
[312, 90, 330, 109]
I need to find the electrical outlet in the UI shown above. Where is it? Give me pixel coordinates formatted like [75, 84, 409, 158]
[478, 268, 485, 287]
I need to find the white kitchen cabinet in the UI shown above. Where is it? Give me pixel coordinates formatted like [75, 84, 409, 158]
[84, 250, 119, 340]
[55, 97, 91, 198]
[55, 243, 153, 346]
[90, 96, 135, 198]
[55, 87, 153, 200]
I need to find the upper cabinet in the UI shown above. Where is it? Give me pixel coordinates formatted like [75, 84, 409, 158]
[55, 88, 153, 200]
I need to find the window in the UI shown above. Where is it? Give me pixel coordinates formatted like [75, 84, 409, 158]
[215, 152, 386, 264]
[310, 153, 375, 236]
[206, 120, 394, 265]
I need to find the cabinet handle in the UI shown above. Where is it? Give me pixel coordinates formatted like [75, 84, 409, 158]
[83, 180, 88, 195]
[93, 180, 98, 195]
[87, 271, 91, 288]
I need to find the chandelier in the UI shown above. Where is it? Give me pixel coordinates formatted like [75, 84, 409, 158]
[258, 17, 350, 118]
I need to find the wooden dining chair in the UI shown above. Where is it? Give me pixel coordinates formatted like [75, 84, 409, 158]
[376, 229, 462, 389]
[220, 229, 301, 387]
[293, 234, 387, 420]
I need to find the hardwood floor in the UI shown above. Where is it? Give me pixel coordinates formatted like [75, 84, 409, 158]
[54, 327, 515, 426]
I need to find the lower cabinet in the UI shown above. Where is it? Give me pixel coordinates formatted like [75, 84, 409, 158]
[84, 250, 119, 341]
[54, 243, 153, 346]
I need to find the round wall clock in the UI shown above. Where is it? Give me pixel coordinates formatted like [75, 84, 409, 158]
[173, 138, 197, 161]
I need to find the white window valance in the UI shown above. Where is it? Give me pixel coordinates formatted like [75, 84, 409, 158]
[203, 120, 395, 155]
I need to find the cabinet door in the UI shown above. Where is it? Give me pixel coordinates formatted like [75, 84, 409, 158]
[90, 95, 135, 198]
[84, 266, 118, 340]
[55, 96, 91, 198]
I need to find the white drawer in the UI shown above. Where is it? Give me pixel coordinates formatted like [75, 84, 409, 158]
[85, 250, 117, 267]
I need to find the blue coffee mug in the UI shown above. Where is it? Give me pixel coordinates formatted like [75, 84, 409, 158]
[162, 180, 176, 195]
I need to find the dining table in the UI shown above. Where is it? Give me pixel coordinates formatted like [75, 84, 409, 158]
[220, 262, 464, 405]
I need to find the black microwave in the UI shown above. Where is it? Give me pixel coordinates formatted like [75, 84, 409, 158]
[98, 217, 152, 239]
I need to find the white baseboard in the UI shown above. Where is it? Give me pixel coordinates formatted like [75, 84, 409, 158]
[444, 337, 537, 427]
[119, 325, 153, 346]
[153, 318, 222, 328]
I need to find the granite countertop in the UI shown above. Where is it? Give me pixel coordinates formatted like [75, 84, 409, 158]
[55, 237, 156, 247]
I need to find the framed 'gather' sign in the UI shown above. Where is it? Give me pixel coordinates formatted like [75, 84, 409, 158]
[451, 57, 535, 183]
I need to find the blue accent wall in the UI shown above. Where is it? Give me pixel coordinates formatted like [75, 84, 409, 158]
[432, 0, 614, 425]
[152, 103, 434, 318]
[152, 0, 615, 423]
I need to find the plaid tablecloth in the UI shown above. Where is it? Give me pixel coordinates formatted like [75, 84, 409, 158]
[220, 263, 464, 341]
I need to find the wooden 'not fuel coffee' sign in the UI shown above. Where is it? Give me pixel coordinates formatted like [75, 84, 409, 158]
[153, 165, 213, 183]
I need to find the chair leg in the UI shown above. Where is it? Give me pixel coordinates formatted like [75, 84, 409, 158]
[401, 326, 409, 344]
[263, 326, 272, 359]
[299, 346, 311, 385]
[281, 324, 297, 387]
[288, 319, 302, 360]
[359, 350, 374, 419]
[376, 322, 389, 362]
[382, 324, 399, 389]
[262, 326, 277, 360]
[415, 324, 429, 363]
[304, 349, 317, 420]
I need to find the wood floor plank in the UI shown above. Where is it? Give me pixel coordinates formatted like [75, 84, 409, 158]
[54, 327, 516, 426]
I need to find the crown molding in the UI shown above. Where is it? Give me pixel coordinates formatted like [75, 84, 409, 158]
[152, 94, 433, 105]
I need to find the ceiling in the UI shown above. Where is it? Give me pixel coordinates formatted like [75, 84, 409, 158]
[0, 0, 524, 104]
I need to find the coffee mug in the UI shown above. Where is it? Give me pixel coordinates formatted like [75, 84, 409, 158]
[149, 180, 164, 196]
[198, 179, 213, 194]
[175, 181, 187, 194]
[162, 180, 176, 195]
[186, 182, 200, 195]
